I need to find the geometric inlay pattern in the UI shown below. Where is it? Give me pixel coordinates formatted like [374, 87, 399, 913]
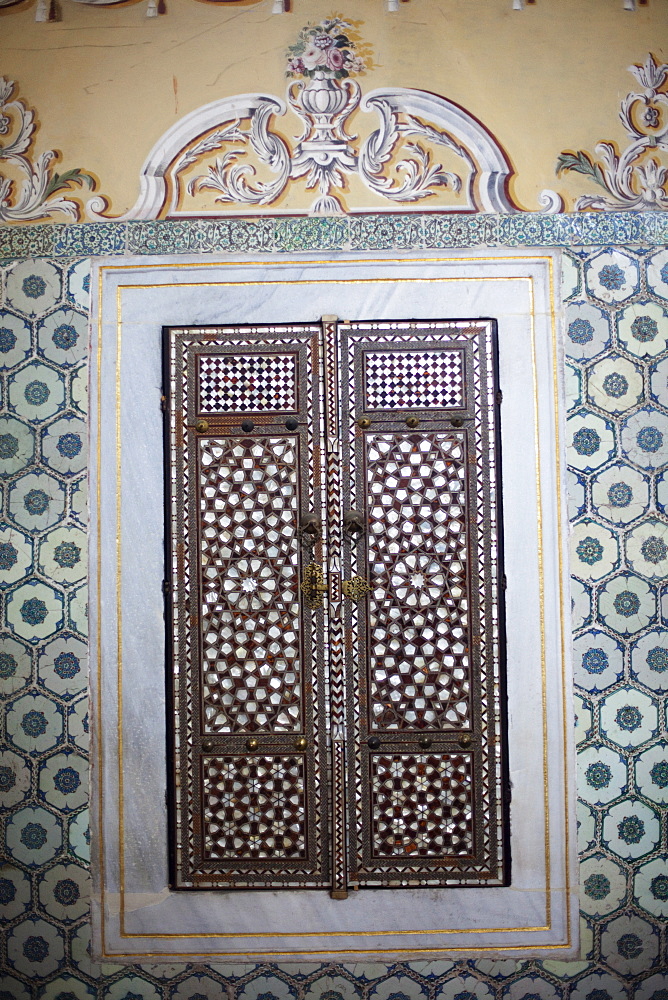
[199, 436, 302, 731]
[199, 353, 298, 412]
[203, 755, 307, 859]
[371, 753, 473, 857]
[366, 432, 471, 729]
[364, 350, 465, 409]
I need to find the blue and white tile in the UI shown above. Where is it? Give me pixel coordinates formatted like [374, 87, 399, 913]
[70, 365, 87, 415]
[0, 415, 35, 478]
[621, 407, 668, 470]
[68, 808, 90, 864]
[6, 915, 66, 979]
[7, 360, 66, 422]
[368, 974, 427, 1000]
[38, 525, 86, 585]
[576, 799, 596, 853]
[567, 411, 616, 472]
[632, 858, 668, 919]
[571, 520, 619, 581]
[625, 518, 668, 580]
[645, 248, 668, 300]
[0, 634, 32, 695]
[236, 975, 298, 1000]
[0, 977, 31, 1000]
[574, 692, 593, 745]
[590, 463, 649, 525]
[41, 413, 87, 476]
[570, 578, 592, 630]
[69, 921, 124, 979]
[0, 746, 31, 808]
[569, 971, 627, 1000]
[600, 687, 658, 748]
[102, 978, 163, 1000]
[6, 579, 65, 643]
[634, 742, 668, 804]
[602, 798, 660, 860]
[5, 260, 62, 317]
[8, 469, 67, 533]
[0, 863, 32, 923]
[617, 301, 668, 359]
[37, 862, 90, 923]
[630, 629, 668, 692]
[38, 633, 88, 701]
[39, 750, 88, 811]
[586, 354, 644, 415]
[502, 975, 560, 1000]
[67, 696, 89, 751]
[585, 249, 640, 305]
[0, 310, 32, 369]
[5, 803, 63, 866]
[66, 260, 91, 310]
[5, 690, 64, 754]
[171, 976, 233, 1000]
[561, 252, 581, 301]
[37, 307, 87, 369]
[634, 973, 668, 1000]
[435, 975, 493, 1000]
[0, 525, 32, 589]
[649, 355, 668, 407]
[564, 301, 611, 360]
[565, 361, 582, 410]
[68, 583, 88, 637]
[579, 854, 627, 917]
[37, 974, 97, 1000]
[70, 475, 87, 525]
[573, 629, 624, 693]
[600, 911, 660, 976]
[566, 469, 586, 520]
[578, 744, 626, 804]
[597, 573, 657, 635]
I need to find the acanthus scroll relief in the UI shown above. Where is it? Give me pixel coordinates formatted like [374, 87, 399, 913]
[87, 18, 524, 220]
[0, 79, 96, 224]
[557, 53, 668, 211]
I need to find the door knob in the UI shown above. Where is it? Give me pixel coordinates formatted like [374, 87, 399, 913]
[299, 513, 322, 546]
[343, 510, 365, 538]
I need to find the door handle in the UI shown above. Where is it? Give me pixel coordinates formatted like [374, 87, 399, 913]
[301, 562, 328, 610]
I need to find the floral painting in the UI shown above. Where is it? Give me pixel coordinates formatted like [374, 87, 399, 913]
[286, 18, 366, 80]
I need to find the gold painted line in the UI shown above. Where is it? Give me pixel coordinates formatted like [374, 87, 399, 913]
[116, 284, 126, 935]
[528, 276, 551, 927]
[118, 921, 550, 940]
[98, 262, 561, 941]
[99, 254, 556, 273]
[102, 938, 571, 959]
[96, 266, 106, 956]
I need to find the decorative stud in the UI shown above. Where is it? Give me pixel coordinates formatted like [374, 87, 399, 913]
[367, 735, 381, 749]
[450, 417, 464, 427]
[295, 736, 308, 750]
[357, 417, 371, 429]
[285, 417, 299, 430]
[458, 733, 472, 748]
[201, 738, 215, 752]
[246, 737, 259, 751]
[195, 419, 209, 433]
[418, 735, 432, 749]
[405, 415, 420, 428]
[241, 419, 254, 432]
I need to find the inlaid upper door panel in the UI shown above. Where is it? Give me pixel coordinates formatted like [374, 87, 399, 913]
[164, 325, 330, 889]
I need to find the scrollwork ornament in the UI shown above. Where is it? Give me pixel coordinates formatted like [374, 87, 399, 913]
[0, 77, 95, 223]
[557, 53, 668, 211]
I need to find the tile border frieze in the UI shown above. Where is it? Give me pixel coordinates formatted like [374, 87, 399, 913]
[0, 211, 667, 263]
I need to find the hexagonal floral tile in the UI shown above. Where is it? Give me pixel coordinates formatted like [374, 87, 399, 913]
[590, 462, 650, 525]
[8, 469, 67, 533]
[585, 249, 640, 305]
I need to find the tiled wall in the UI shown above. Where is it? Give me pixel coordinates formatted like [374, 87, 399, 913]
[0, 231, 667, 998]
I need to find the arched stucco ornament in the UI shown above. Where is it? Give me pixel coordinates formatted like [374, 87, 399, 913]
[87, 81, 553, 220]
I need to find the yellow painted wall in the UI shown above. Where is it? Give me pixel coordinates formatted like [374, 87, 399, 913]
[0, 0, 666, 217]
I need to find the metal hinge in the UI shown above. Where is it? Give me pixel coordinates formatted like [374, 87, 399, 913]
[496, 389, 503, 405]
[162, 580, 171, 595]
[503, 783, 512, 805]
[502, 573, 507, 590]
[160, 395, 168, 413]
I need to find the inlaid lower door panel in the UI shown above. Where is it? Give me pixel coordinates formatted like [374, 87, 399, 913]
[164, 325, 330, 888]
[337, 321, 508, 887]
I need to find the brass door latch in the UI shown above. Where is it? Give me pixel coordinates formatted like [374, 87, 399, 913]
[342, 575, 372, 600]
[301, 562, 328, 610]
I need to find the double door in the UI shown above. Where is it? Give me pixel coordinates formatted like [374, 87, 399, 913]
[164, 317, 508, 894]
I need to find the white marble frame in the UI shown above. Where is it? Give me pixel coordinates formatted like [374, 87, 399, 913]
[89, 250, 577, 962]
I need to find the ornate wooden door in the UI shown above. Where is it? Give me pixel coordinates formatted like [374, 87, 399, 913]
[164, 318, 508, 894]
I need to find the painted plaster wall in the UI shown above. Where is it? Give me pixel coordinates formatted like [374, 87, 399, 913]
[0, 0, 667, 216]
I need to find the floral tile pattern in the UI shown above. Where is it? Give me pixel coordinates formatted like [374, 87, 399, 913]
[0, 244, 666, 998]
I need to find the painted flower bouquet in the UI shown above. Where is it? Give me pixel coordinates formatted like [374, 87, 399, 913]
[286, 18, 366, 80]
